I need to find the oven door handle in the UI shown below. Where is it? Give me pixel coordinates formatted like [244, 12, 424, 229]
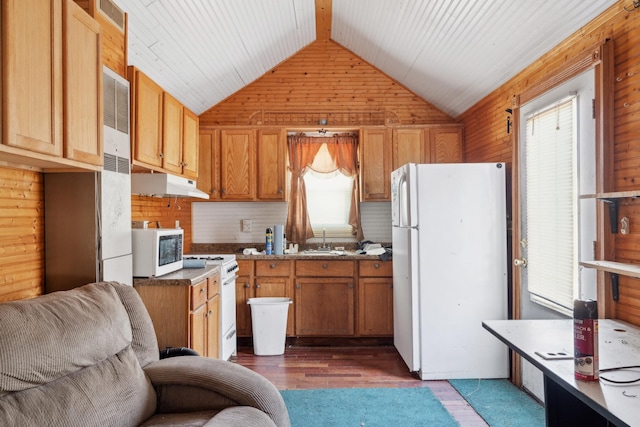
[223, 274, 238, 286]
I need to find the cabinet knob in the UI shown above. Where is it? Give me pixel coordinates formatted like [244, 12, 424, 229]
[200, 288, 205, 293]
[158, 152, 164, 158]
[270, 263, 276, 269]
[256, 284, 261, 288]
[374, 263, 380, 269]
[322, 263, 328, 269]
[296, 284, 301, 289]
[244, 283, 250, 288]
[278, 188, 283, 194]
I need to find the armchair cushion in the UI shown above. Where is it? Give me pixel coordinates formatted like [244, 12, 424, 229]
[145, 356, 289, 427]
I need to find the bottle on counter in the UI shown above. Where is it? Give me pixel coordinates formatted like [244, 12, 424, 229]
[265, 227, 274, 255]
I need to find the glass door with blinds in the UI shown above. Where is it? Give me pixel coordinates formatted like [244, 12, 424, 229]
[518, 69, 597, 318]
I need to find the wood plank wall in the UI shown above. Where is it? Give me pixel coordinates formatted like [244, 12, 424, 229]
[200, 40, 455, 126]
[459, 0, 640, 325]
[0, 167, 44, 301]
[131, 195, 193, 251]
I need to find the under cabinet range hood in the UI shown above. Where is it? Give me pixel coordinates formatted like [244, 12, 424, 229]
[131, 173, 209, 199]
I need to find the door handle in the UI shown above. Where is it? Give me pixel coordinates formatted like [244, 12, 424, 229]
[514, 258, 528, 268]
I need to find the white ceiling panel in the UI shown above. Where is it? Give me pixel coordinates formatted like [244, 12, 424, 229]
[115, 0, 617, 117]
[332, 0, 617, 117]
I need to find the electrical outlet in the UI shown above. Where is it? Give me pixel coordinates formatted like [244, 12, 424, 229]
[241, 219, 252, 232]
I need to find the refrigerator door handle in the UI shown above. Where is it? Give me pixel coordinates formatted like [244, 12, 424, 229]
[398, 172, 409, 227]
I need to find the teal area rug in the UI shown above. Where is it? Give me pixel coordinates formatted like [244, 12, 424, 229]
[449, 379, 545, 427]
[280, 387, 457, 427]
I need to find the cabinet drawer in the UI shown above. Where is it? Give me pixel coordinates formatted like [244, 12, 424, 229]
[207, 273, 221, 298]
[295, 260, 355, 277]
[256, 260, 291, 276]
[237, 259, 254, 276]
[191, 281, 207, 310]
[359, 260, 392, 277]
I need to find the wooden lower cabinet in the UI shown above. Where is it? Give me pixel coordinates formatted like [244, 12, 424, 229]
[237, 258, 392, 338]
[237, 260, 294, 337]
[357, 260, 393, 336]
[357, 278, 393, 336]
[295, 259, 356, 336]
[135, 270, 221, 358]
[295, 278, 355, 336]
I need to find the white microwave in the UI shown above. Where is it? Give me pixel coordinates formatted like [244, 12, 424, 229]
[132, 228, 183, 277]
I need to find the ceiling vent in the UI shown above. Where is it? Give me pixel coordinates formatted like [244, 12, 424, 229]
[98, 0, 125, 33]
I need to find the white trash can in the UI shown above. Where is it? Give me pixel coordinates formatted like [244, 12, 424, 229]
[247, 297, 292, 356]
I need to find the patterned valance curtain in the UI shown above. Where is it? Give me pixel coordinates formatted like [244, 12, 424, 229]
[286, 133, 363, 244]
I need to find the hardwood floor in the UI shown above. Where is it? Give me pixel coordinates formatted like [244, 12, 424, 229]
[233, 345, 489, 426]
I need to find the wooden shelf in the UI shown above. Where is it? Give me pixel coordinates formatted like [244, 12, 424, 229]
[580, 260, 640, 279]
[580, 190, 640, 199]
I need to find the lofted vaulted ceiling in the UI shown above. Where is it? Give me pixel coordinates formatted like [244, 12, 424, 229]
[115, 0, 618, 118]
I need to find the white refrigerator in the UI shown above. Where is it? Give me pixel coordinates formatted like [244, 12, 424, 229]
[391, 162, 508, 380]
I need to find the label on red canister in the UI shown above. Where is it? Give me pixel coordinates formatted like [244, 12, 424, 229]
[574, 299, 599, 381]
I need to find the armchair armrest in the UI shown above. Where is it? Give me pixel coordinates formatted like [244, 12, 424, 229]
[144, 356, 290, 427]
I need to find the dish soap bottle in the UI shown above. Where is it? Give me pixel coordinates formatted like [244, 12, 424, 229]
[265, 227, 273, 255]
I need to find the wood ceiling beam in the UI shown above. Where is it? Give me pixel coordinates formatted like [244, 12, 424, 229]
[315, 0, 332, 40]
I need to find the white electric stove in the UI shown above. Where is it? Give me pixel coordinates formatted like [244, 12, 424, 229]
[184, 254, 238, 360]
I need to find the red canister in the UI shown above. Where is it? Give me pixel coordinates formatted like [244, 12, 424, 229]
[573, 299, 599, 381]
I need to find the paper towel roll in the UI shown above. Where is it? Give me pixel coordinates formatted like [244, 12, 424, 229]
[274, 225, 284, 255]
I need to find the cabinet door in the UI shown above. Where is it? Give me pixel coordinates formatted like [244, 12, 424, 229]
[295, 278, 355, 336]
[190, 303, 207, 356]
[255, 276, 294, 336]
[3, 0, 63, 156]
[162, 92, 184, 174]
[63, 0, 102, 166]
[129, 67, 163, 168]
[182, 108, 199, 179]
[357, 278, 393, 336]
[206, 295, 220, 359]
[360, 128, 391, 201]
[220, 129, 255, 199]
[428, 126, 463, 163]
[256, 129, 286, 200]
[236, 274, 253, 337]
[393, 128, 424, 170]
[197, 129, 221, 198]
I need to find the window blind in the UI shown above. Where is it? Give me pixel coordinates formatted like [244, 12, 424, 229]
[525, 96, 578, 315]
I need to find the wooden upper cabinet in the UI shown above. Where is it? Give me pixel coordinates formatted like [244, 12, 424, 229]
[428, 126, 463, 163]
[2, 0, 63, 157]
[197, 129, 221, 198]
[257, 129, 286, 200]
[182, 108, 199, 179]
[393, 128, 424, 170]
[63, 0, 103, 166]
[360, 128, 391, 201]
[161, 92, 184, 174]
[220, 129, 255, 200]
[129, 66, 163, 169]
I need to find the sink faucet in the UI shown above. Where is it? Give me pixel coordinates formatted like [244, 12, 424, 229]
[318, 228, 331, 251]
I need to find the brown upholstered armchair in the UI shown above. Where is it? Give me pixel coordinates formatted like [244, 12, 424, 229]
[0, 281, 290, 427]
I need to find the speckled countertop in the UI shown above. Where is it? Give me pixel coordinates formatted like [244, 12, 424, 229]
[133, 265, 220, 286]
[234, 252, 387, 261]
[189, 243, 391, 261]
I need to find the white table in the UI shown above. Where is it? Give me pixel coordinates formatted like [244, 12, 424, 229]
[483, 319, 640, 427]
